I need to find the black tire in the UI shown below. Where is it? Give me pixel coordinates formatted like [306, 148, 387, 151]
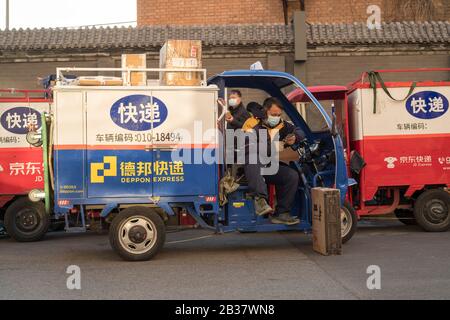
[109, 207, 166, 261]
[394, 209, 417, 225]
[4, 198, 50, 242]
[238, 229, 257, 233]
[341, 201, 357, 244]
[413, 189, 450, 232]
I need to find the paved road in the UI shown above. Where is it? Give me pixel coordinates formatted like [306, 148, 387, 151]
[0, 220, 449, 300]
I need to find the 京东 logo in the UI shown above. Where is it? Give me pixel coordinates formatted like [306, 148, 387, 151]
[110, 95, 168, 131]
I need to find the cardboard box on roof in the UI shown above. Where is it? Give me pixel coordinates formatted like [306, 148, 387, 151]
[159, 40, 202, 86]
[76, 76, 123, 86]
[121, 54, 147, 86]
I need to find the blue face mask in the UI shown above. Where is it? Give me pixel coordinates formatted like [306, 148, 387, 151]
[267, 115, 281, 127]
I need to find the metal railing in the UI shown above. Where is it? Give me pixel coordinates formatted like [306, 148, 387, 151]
[56, 67, 208, 87]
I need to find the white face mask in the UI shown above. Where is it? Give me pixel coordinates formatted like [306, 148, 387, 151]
[267, 115, 281, 127]
[228, 98, 239, 108]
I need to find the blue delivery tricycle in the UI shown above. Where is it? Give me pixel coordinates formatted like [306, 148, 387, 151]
[28, 66, 356, 261]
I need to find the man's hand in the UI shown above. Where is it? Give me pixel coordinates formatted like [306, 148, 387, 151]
[284, 133, 296, 145]
[225, 112, 234, 122]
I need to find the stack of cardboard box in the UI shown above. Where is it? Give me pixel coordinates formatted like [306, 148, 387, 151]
[75, 40, 203, 87]
[121, 53, 147, 86]
[159, 39, 203, 86]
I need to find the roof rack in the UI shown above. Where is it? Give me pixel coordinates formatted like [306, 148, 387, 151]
[56, 67, 208, 87]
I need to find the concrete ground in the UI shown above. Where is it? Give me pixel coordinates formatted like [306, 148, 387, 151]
[0, 219, 449, 300]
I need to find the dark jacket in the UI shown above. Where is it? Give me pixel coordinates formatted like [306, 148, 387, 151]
[242, 116, 304, 160]
[226, 103, 251, 130]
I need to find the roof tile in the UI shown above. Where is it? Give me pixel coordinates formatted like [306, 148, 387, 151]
[0, 21, 448, 52]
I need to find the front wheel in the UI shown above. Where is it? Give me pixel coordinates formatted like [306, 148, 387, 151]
[4, 197, 50, 242]
[109, 207, 166, 261]
[414, 189, 450, 232]
[341, 201, 357, 244]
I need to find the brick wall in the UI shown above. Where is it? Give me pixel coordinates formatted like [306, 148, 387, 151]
[304, 54, 450, 85]
[0, 60, 99, 90]
[137, 0, 449, 25]
[305, 0, 382, 23]
[137, 0, 299, 25]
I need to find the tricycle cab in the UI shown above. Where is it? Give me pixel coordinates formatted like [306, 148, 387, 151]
[209, 70, 351, 234]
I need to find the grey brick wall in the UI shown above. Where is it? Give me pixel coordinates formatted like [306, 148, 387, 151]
[304, 54, 450, 86]
[0, 52, 448, 94]
[0, 60, 98, 89]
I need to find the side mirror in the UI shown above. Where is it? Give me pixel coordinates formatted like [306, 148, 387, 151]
[26, 130, 43, 147]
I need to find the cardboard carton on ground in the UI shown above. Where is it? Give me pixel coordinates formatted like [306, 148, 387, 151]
[312, 187, 342, 255]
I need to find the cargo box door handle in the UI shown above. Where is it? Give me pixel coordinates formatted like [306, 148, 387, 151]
[155, 146, 178, 159]
[157, 146, 178, 152]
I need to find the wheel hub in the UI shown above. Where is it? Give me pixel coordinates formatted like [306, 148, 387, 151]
[425, 199, 448, 223]
[128, 225, 147, 244]
[16, 209, 39, 232]
[118, 216, 157, 254]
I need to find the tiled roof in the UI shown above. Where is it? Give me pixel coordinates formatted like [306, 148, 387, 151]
[307, 21, 450, 45]
[0, 21, 448, 51]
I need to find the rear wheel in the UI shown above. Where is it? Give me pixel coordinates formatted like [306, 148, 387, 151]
[109, 207, 165, 261]
[394, 209, 417, 225]
[414, 189, 450, 232]
[341, 201, 357, 244]
[4, 197, 50, 242]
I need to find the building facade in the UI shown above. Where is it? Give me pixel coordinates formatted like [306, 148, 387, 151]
[137, 0, 450, 25]
[0, 0, 449, 91]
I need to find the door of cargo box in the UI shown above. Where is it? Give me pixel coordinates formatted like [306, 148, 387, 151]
[54, 90, 86, 200]
[151, 89, 218, 197]
[85, 90, 154, 198]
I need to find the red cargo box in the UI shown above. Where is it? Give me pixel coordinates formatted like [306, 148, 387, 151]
[0, 89, 51, 200]
[348, 70, 450, 202]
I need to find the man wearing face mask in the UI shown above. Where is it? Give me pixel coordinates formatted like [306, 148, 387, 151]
[224, 90, 251, 130]
[242, 97, 303, 225]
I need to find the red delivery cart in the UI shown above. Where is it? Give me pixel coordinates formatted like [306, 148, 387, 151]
[0, 89, 52, 241]
[288, 68, 450, 232]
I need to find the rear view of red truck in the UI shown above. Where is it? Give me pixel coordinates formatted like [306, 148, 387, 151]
[0, 89, 52, 241]
[289, 68, 450, 233]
